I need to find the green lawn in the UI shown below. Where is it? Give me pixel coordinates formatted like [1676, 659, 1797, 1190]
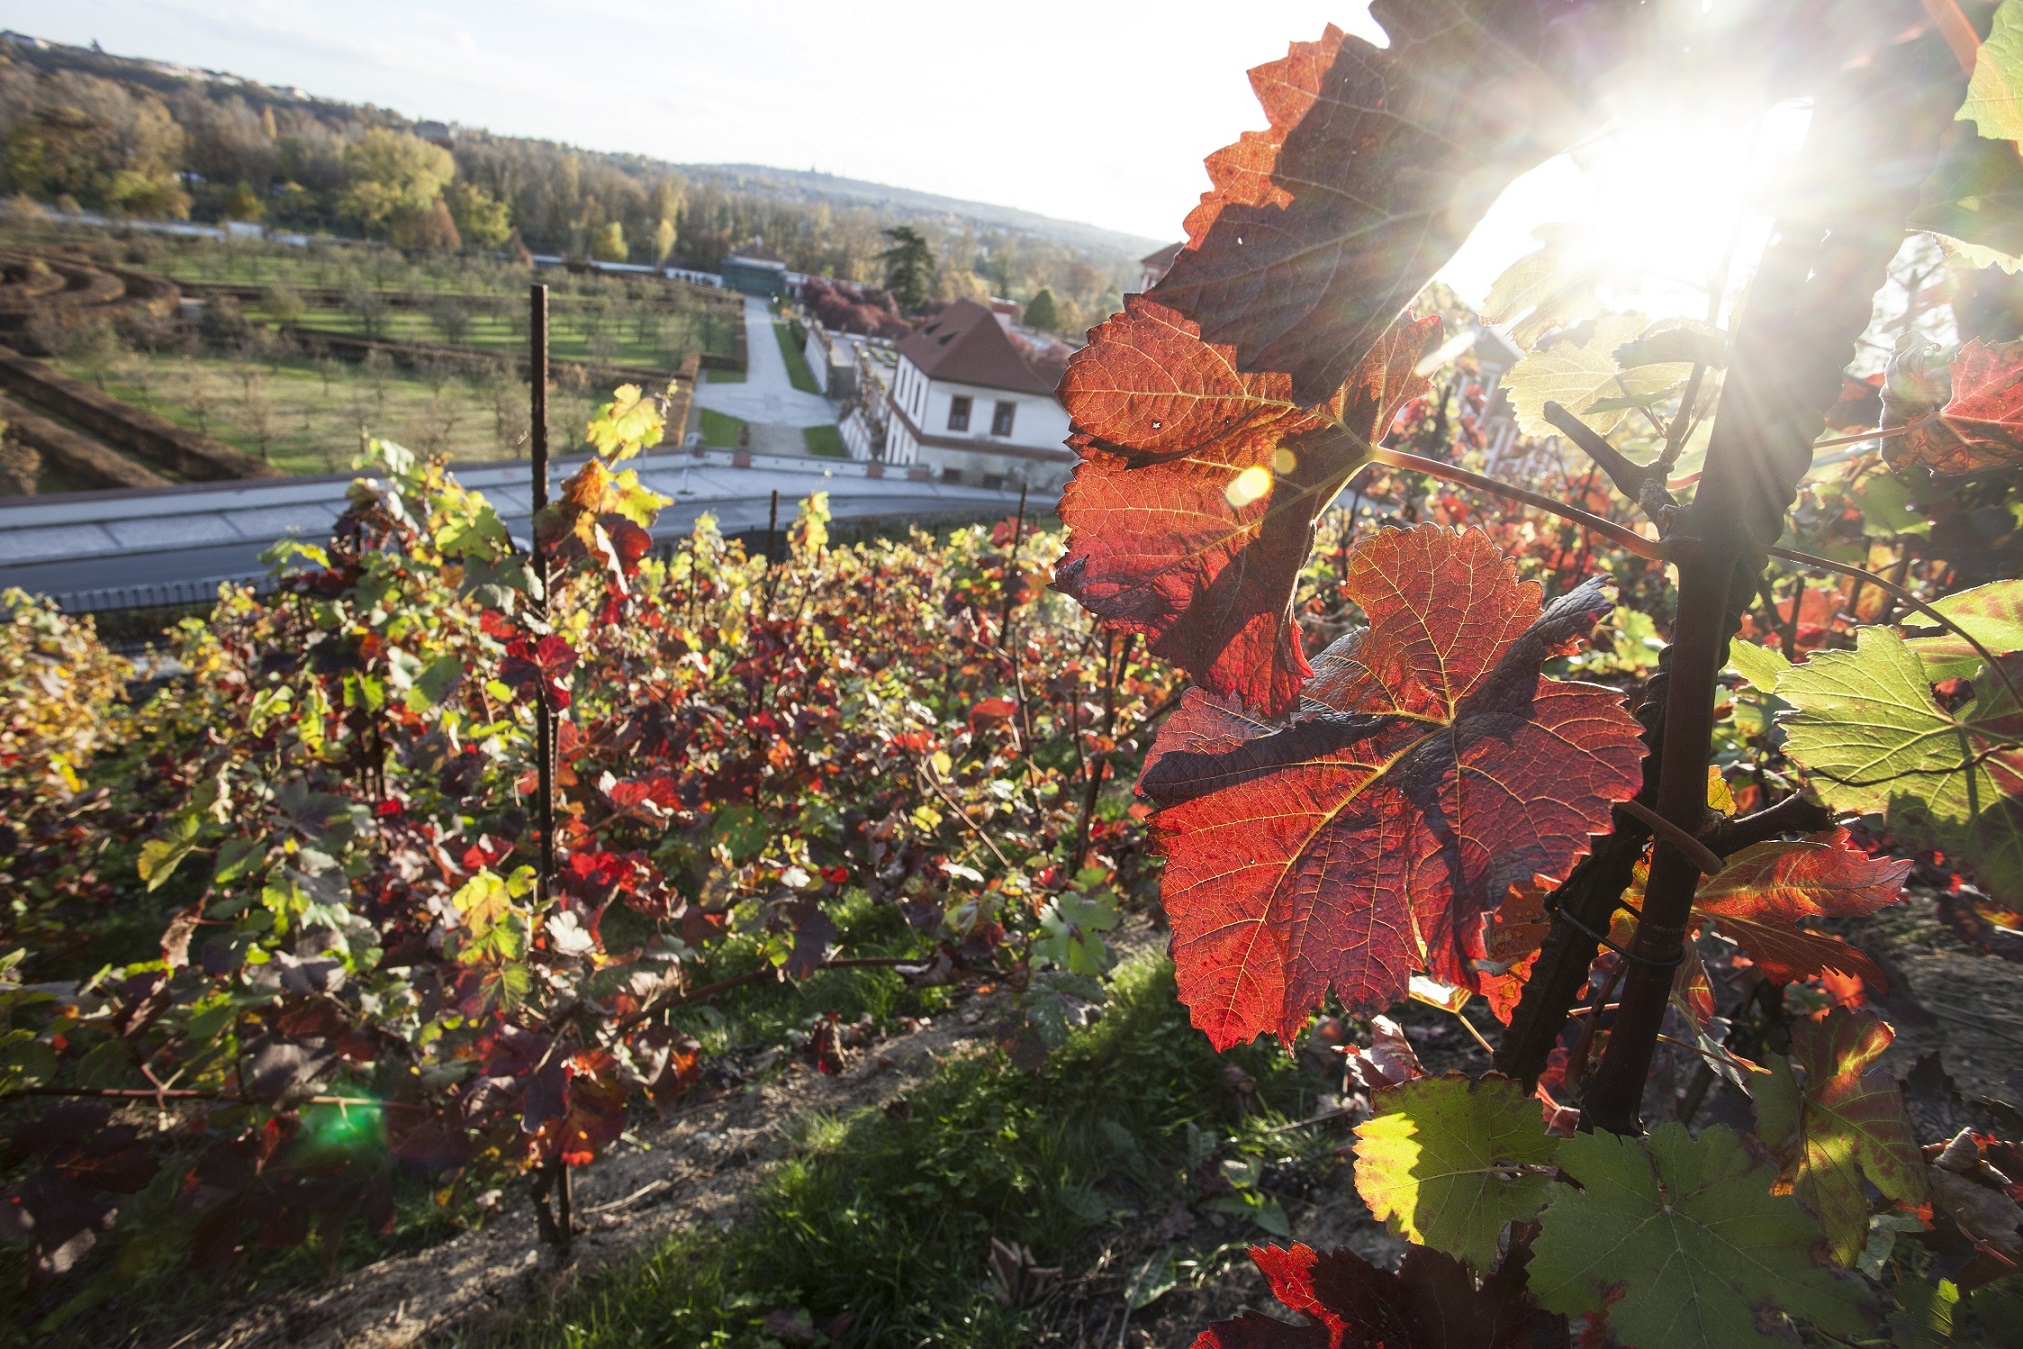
[775, 321, 821, 394]
[701, 407, 747, 448]
[268, 306, 718, 372]
[59, 350, 600, 476]
[707, 367, 748, 383]
[481, 955, 1328, 1349]
[803, 423, 848, 458]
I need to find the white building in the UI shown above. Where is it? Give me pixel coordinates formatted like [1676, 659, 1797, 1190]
[1138, 242, 1184, 293]
[883, 300, 1073, 491]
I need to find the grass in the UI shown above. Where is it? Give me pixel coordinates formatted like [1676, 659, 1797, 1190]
[701, 407, 747, 449]
[59, 350, 601, 476]
[268, 307, 719, 372]
[707, 367, 748, 383]
[476, 954, 1324, 1349]
[774, 321, 821, 395]
[803, 424, 849, 458]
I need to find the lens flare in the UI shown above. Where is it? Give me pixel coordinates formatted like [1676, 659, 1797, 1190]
[1226, 464, 1272, 507]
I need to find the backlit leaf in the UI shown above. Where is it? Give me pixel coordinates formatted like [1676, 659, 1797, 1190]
[1755, 1009, 1929, 1267]
[137, 814, 203, 892]
[1777, 628, 2023, 900]
[1481, 223, 1607, 350]
[1884, 338, 2023, 475]
[1149, 1, 1642, 404]
[1531, 1124, 1876, 1349]
[1190, 1241, 1556, 1348]
[1353, 1073, 1556, 1270]
[1959, 1, 2023, 146]
[1144, 526, 1644, 1048]
[1904, 579, 2023, 679]
[1500, 313, 1690, 439]
[1055, 298, 1437, 717]
[1691, 830, 1911, 986]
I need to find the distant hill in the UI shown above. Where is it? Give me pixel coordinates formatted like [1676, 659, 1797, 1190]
[0, 31, 1158, 268]
[680, 164, 1163, 260]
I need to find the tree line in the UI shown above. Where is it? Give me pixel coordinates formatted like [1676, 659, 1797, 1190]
[0, 36, 1133, 332]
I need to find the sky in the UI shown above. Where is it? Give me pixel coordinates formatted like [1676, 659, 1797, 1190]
[0, 0, 1386, 246]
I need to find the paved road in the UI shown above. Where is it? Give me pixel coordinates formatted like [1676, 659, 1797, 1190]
[0, 451, 1042, 608]
[692, 296, 838, 430]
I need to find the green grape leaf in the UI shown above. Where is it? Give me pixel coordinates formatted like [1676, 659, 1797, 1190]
[1500, 313, 1691, 438]
[1353, 1072, 1556, 1270]
[1482, 223, 1607, 349]
[1905, 579, 2023, 679]
[1725, 639, 1792, 693]
[404, 653, 466, 712]
[1755, 1009, 1930, 1267]
[138, 814, 204, 892]
[585, 384, 664, 461]
[1614, 317, 1728, 370]
[452, 869, 514, 941]
[711, 805, 770, 863]
[1960, 1, 2023, 145]
[1846, 470, 1930, 539]
[212, 836, 266, 886]
[1776, 627, 2023, 899]
[1032, 891, 1120, 977]
[1531, 1124, 1876, 1349]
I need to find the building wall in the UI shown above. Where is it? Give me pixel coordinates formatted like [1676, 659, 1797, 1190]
[885, 357, 1074, 489]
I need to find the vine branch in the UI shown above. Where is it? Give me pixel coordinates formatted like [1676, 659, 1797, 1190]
[1768, 544, 2023, 713]
[1364, 446, 1665, 561]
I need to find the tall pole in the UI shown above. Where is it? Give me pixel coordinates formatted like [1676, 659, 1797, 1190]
[529, 284, 556, 903]
[527, 281, 569, 1254]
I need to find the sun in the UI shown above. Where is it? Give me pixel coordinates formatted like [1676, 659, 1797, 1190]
[1441, 84, 1812, 326]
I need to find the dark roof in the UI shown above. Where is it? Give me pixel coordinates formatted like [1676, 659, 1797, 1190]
[895, 299, 1060, 397]
[1140, 241, 1184, 269]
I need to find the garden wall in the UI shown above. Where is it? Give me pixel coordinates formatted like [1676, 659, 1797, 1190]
[0, 395, 169, 490]
[0, 346, 280, 480]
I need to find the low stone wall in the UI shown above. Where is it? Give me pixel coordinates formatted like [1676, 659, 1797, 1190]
[0, 346, 280, 481]
[0, 248, 181, 350]
[0, 396, 168, 490]
[181, 277, 737, 316]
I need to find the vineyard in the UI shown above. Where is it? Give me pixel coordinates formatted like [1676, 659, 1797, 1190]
[8, 1, 2023, 1347]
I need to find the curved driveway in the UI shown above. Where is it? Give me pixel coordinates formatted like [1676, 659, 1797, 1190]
[692, 296, 838, 429]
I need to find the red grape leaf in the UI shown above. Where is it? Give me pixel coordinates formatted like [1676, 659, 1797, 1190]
[1755, 1008, 1929, 1267]
[1691, 830, 1910, 987]
[1055, 298, 1438, 718]
[1885, 338, 2023, 475]
[1144, 526, 1644, 1048]
[1191, 1241, 1556, 1348]
[500, 634, 579, 710]
[1151, 1, 1641, 404]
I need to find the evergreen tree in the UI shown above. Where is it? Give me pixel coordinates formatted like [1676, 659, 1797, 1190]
[879, 226, 935, 310]
[1022, 287, 1059, 332]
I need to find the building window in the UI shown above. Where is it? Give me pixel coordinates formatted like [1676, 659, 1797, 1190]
[947, 395, 971, 431]
[991, 401, 1016, 436]
[941, 467, 963, 484]
[981, 473, 1006, 490]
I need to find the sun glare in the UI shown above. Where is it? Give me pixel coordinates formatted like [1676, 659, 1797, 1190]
[1441, 94, 1813, 325]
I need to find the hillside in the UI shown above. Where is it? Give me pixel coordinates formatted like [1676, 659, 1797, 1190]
[0, 31, 1144, 315]
[679, 163, 1162, 260]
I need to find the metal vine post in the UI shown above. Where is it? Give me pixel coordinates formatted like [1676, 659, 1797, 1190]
[526, 281, 571, 1252]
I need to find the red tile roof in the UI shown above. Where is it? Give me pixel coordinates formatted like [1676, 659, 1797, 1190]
[895, 299, 1062, 397]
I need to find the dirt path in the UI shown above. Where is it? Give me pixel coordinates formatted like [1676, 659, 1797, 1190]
[161, 1007, 1002, 1349]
